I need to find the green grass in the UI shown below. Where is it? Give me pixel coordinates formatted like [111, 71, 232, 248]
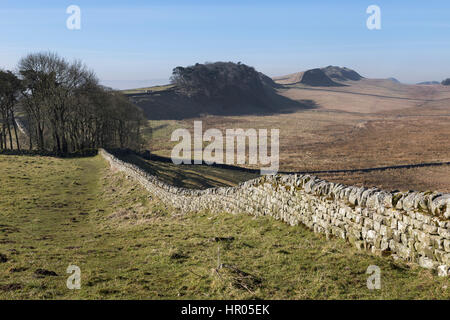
[143, 119, 186, 157]
[0, 155, 448, 299]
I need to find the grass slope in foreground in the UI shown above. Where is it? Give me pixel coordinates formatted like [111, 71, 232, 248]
[0, 155, 448, 299]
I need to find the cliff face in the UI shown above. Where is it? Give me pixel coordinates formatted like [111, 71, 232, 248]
[170, 62, 277, 99]
[299, 68, 344, 87]
[322, 66, 363, 81]
[101, 149, 450, 277]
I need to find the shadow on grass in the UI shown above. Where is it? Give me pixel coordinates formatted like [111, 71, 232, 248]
[0, 148, 98, 158]
[129, 85, 319, 120]
[109, 149, 259, 189]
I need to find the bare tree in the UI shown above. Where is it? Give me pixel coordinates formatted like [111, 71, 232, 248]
[0, 70, 23, 150]
[16, 51, 147, 154]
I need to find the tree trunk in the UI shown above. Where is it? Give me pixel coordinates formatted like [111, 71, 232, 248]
[11, 113, 20, 151]
[29, 132, 33, 151]
[37, 125, 44, 151]
[0, 125, 3, 150]
[6, 113, 13, 149]
[2, 122, 7, 150]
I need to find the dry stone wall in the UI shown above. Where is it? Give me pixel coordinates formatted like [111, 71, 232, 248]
[100, 149, 450, 276]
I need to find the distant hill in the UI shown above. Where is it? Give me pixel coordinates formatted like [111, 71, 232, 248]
[127, 62, 314, 120]
[442, 79, 450, 86]
[387, 77, 401, 83]
[274, 66, 362, 86]
[170, 62, 278, 98]
[322, 66, 363, 81]
[417, 81, 440, 85]
[299, 68, 344, 87]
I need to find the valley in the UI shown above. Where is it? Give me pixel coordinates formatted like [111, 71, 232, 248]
[138, 69, 450, 192]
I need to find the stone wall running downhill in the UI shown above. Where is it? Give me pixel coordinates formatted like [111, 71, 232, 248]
[100, 149, 450, 276]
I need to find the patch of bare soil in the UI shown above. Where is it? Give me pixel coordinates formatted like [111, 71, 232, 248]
[33, 269, 58, 278]
[0, 283, 23, 292]
[0, 253, 8, 263]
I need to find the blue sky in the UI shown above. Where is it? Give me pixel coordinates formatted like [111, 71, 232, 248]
[1, 0, 450, 89]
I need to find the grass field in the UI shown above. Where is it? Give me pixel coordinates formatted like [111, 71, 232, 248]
[0, 155, 448, 299]
[318, 166, 450, 194]
[122, 84, 174, 95]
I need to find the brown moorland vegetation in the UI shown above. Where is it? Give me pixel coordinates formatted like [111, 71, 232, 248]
[141, 74, 450, 192]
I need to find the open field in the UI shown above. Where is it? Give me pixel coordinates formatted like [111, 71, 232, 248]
[1, 155, 448, 299]
[318, 166, 450, 194]
[143, 79, 450, 192]
[121, 84, 174, 95]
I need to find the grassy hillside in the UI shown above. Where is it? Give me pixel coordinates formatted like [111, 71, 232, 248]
[122, 84, 174, 95]
[0, 155, 448, 299]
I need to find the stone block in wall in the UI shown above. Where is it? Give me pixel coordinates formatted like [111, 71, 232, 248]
[429, 236, 444, 250]
[364, 218, 374, 229]
[397, 220, 408, 233]
[380, 238, 390, 252]
[422, 224, 438, 235]
[397, 243, 412, 260]
[416, 243, 435, 259]
[438, 227, 450, 239]
[390, 218, 398, 230]
[437, 265, 448, 277]
[411, 218, 424, 229]
[414, 229, 430, 246]
[443, 253, 450, 265]
[373, 212, 385, 223]
[444, 239, 450, 252]
[366, 230, 377, 243]
[374, 220, 381, 232]
[401, 233, 409, 246]
[418, 256, 439, 269]
[434, 249, 447, 264]
[402, 192, 419, 211]
[431, 195, 450, 217]
[374, 235, 383, 249]
[393, 230, 402, 243]
[331, 226, 346, 239]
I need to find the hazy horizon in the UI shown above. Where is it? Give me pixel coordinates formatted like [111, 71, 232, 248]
[1, 0, 450, 89]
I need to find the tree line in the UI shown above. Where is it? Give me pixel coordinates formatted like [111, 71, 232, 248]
[0, 52, 146, 155]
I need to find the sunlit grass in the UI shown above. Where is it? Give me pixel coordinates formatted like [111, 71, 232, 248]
[0, 155, 448, 299]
